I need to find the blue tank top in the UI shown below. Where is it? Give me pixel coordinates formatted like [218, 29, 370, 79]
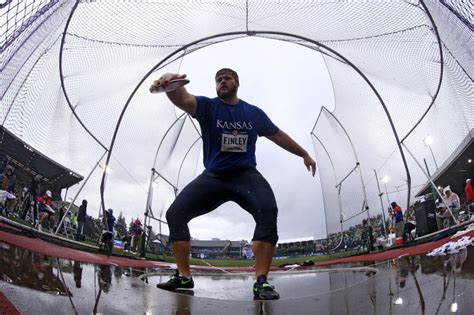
[194, 96, 279, 173]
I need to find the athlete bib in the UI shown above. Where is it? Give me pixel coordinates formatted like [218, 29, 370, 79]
[221, 132, 248, 152]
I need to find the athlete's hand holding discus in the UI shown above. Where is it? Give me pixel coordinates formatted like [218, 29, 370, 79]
[150, 73, 197, 116]
[149, 73, 190, 93]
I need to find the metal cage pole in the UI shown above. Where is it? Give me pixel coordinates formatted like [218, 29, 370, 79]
[312, 134, 344, 251]
[95, 29, 421, 241]
[141, 168, 157, 257]
[322, 108, 371, 220]
[374, 169, 388, 237]
[402, 143, 458, 224]
[55, 150, 107, 235]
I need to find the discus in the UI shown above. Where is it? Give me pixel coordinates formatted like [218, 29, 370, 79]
[150, 79, 190, 93]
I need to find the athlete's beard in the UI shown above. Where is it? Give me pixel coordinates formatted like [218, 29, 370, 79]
[217, 85, 237, 100]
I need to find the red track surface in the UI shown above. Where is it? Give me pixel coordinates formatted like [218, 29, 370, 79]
[313, 229, 474, 267]
[0, 228, 167, 268]
[1, 224, 473, 271]
[0, 291, 20, 315]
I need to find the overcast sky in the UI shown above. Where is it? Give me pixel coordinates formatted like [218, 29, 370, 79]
[151, 37, 334, 242]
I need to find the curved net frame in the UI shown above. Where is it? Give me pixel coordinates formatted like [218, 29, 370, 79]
[1, 1, 472, 245]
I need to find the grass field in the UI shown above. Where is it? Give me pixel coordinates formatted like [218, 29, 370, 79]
[2, 217, 362, 267]
[146, 250, 361, 268]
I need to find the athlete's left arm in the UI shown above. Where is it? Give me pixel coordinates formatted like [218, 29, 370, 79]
[266, 130, 317, 176]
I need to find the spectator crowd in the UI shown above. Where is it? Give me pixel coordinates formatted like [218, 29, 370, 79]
[1, 158, 472, 258]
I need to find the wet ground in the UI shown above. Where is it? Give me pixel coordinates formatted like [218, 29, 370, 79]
[1, 241, 473, 314]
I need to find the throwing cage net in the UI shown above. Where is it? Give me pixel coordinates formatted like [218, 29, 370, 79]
[1, 1, 472, 248]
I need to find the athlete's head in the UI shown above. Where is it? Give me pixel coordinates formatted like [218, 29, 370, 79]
[215, 68, 239, 100]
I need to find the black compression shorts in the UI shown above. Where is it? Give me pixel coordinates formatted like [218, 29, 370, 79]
[166, 168, 279, 246]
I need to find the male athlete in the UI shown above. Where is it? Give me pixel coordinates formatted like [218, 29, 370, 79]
[150, 68, 316, 300]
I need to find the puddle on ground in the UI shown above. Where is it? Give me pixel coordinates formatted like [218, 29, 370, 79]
[1, 241, 473, 314]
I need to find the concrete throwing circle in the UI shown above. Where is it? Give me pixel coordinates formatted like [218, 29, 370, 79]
[141, 266, 378, 301]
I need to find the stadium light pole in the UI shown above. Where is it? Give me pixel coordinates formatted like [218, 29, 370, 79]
[423, 135, 438, 170]
[374, 169, 388, 237]
[381, 176, 390, 206]
[380, 175, 392, 229]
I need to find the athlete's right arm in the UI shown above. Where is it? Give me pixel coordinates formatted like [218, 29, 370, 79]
[150, 73, 197, 116]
